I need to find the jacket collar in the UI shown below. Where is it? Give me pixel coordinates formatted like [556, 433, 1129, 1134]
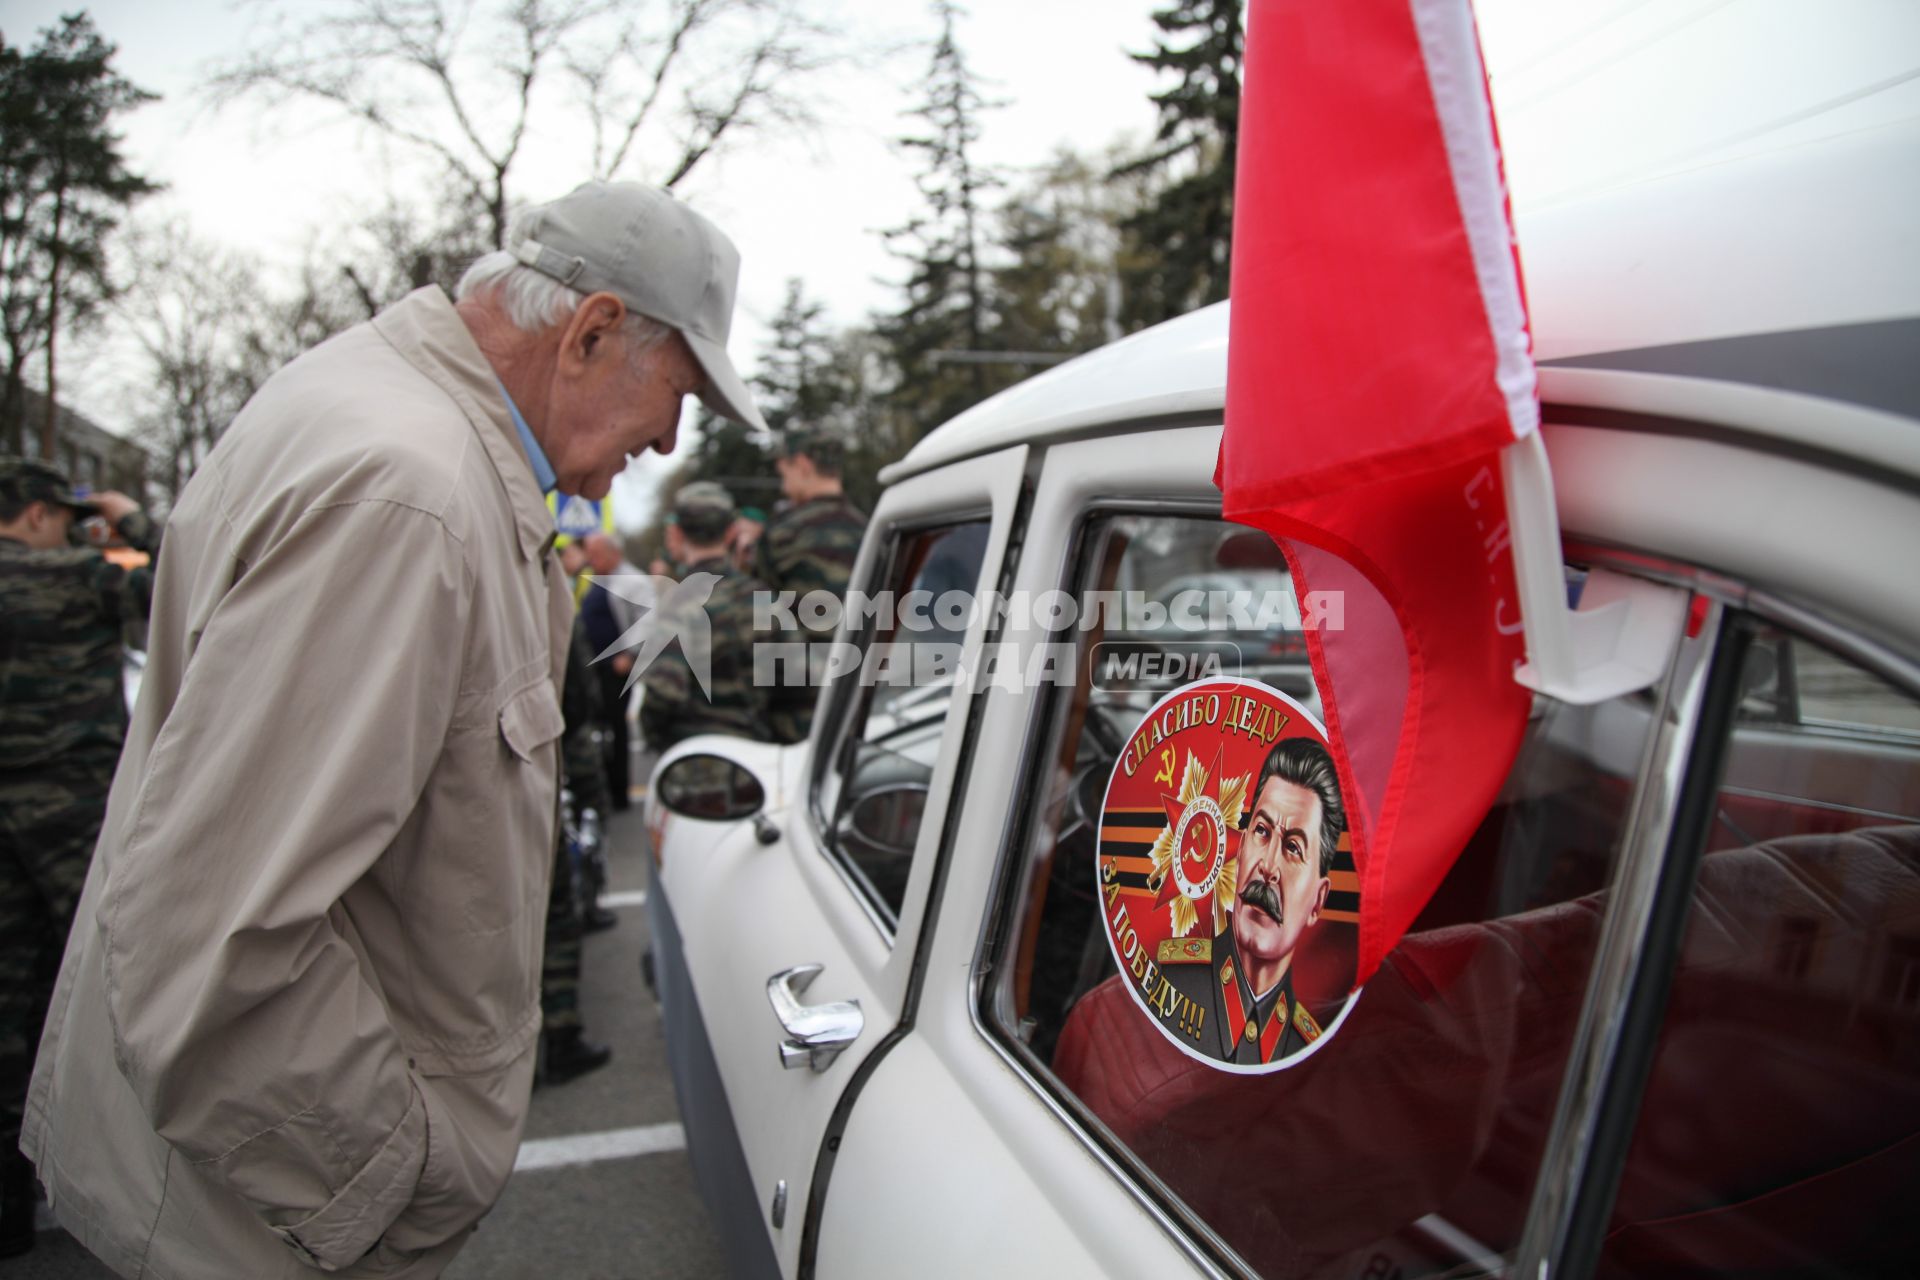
[372, 288, 555, 562]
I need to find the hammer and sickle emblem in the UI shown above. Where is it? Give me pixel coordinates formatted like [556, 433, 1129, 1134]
[1153, 746, 1177, 789]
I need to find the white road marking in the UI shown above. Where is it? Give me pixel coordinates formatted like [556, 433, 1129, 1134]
[514, 1122, 686, 1172]
[598, 889, 648, 909]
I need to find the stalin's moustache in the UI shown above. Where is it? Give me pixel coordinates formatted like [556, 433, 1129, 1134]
[1239, 878, 1283, 925]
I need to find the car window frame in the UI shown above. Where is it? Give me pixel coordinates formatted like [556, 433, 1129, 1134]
[966, 480, 1714, 1280]
[799, 445, 1028, 952]
[1526, 564, 1920, 1279]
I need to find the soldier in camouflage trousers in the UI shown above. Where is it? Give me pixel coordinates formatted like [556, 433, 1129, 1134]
[537, 618, 615, 1087]
[754, 430, 868, 743]
[0, 457, 157, 1257]
[640, 481, 774, 750]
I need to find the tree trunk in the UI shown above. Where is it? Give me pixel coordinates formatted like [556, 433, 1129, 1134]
[489, 175, 508, 251]
[39, 186, 68, 461]
[2, 375, 21, 456]
[41, 317, 59, 460]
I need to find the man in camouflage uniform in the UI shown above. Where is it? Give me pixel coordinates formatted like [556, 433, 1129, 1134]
[640, 482, 772, 750]
[0, 458, 157, 1257]
[754, 430, 868, 742]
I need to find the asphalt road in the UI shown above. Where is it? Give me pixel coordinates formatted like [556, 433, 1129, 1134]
[4, 799, 727, 1280]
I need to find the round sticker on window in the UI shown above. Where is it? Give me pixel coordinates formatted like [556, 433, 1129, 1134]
[1096, 678, 1360, 1072]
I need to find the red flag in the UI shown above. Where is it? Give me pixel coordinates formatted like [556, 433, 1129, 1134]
[1218, 0, 1536, 987]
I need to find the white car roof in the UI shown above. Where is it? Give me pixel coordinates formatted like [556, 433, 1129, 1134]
[885, 114, 1920, 484]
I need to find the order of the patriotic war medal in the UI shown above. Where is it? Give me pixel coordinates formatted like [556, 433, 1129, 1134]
[1096, 678, 1358, 1073]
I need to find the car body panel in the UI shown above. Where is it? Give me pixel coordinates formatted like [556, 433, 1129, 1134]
[646, 866, 782, 1280]
[815, 1035, 1188, 1279]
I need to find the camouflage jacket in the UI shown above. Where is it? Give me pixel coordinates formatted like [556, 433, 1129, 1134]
[0, 512, 159, 771]
[753, 496, 866, 742]
[754, 495, 867, 608]
[639, 554, 773, 751]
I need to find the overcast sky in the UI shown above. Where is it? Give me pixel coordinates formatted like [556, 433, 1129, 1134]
[0, 1, 1167, 366]
[4, 0, 1913, 523]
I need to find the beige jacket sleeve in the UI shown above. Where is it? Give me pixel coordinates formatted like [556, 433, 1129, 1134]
[99, 499, 472, 1270]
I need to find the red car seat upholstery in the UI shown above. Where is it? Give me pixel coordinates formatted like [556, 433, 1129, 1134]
[1052, 826, 1920, 1277]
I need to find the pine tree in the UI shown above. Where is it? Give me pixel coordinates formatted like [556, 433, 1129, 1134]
[0, 13, 157, 455]
[1114, 0, 1243, 331]
[682, 410, 779, 512]
[875, 0, 1006, 438]
[753, 279, 846, 440]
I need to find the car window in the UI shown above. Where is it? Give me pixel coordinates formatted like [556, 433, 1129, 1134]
[984, 510, 1664, 1278]
[1737, 627, 1920, 738]
[814, 519, 989, 932]
[1597, 619, 1920, 1277]
[1085, 515, 1315, 710]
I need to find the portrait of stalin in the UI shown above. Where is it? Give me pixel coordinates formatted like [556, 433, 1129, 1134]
[1155, 736, 1347, 1065]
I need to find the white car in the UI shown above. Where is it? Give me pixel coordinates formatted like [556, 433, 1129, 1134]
[646, 116, 1920, 1280]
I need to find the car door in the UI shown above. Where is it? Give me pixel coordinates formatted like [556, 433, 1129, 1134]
[810, 424, 1266, 1279]
[656, 445, 1026, 1279]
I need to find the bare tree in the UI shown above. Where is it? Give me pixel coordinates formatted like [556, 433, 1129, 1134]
[206, 0, 838, 248]
[113, 220, 269, 504]
[330, 190, 497, 318]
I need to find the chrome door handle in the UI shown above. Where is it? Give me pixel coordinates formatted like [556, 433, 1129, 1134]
[766, 964, 863, 1072]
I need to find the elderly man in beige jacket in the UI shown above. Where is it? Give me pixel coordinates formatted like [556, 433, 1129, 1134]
[21, 183, 765, 1278]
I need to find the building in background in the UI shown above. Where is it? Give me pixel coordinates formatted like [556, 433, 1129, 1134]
[8, 388, 150, 502]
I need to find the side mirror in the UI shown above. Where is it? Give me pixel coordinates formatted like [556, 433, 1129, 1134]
[843, 783, 928, 858]
[655, 754, 766, 821]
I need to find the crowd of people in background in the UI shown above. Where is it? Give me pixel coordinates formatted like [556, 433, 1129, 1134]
[635, 428, 867, 753]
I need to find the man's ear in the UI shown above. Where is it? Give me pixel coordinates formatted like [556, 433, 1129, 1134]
[558, 292, 627, 373]
[1309, 875, 1330, 924]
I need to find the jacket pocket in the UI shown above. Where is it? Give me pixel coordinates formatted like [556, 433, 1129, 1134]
[497, 681, 565, 764]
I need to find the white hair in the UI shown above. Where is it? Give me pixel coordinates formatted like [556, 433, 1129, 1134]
[455, 249, 675, 366]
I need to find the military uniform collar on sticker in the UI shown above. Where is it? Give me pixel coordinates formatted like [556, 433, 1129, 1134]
[1217, 936, 1293, 1065]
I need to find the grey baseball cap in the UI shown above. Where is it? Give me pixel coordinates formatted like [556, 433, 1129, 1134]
[511, 182, 768, 432]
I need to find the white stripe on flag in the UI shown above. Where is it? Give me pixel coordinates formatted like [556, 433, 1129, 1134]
[514, 1122, 686, 1172]
[1407, 0, 1539, 439]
